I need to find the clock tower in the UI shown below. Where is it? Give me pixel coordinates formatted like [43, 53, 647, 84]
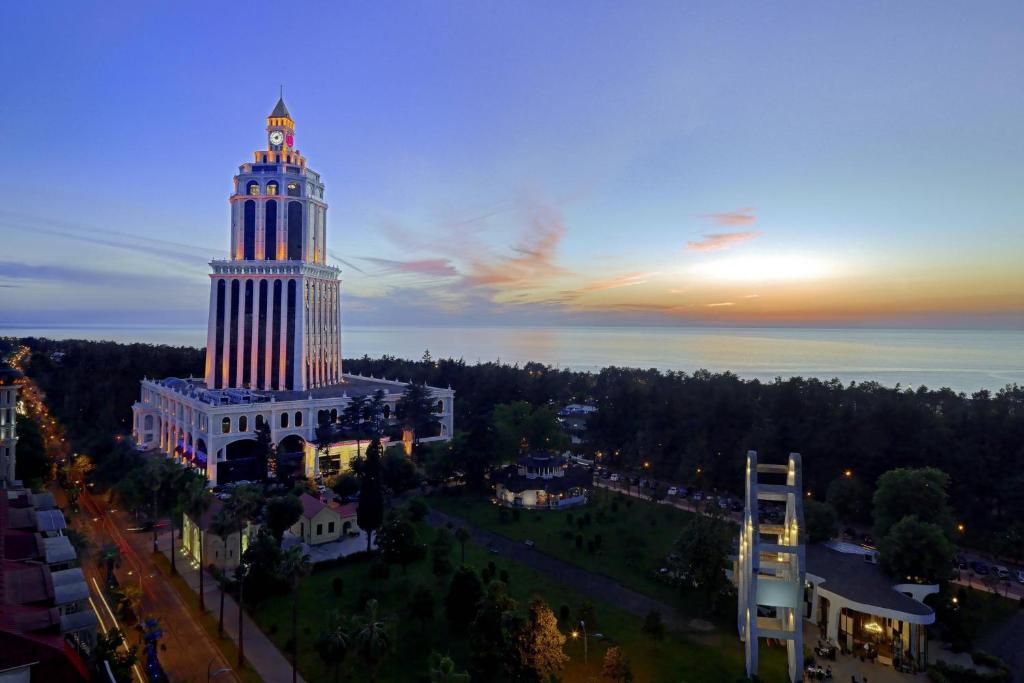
[203, 95, 340, 392]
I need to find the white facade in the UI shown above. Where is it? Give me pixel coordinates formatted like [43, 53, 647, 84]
[132, 97, 454, 485]
[736, 451, 805, 683]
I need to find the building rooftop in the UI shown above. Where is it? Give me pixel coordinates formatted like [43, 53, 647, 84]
[299, 492, 328, 519]
[805, 544, 933, 617]
[493, 464, 592, 494]
[148, 373, 428, 406]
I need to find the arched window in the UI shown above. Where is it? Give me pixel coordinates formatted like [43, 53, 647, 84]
[317, 409, 328, 424]
[281, 412, 289, 428]
[239, 415, 248, 432]
[143, 415, 154, 430]
[383, 404, 391, 420]
[330, 408, 338, 422]
[243, 200, 256, 260]
[221, 417, 231, 434]
[435, 400, 444, 414]
[294, 411, 303, 427]
[287, 181, 300, 197]
[287, 201, 303, 259]
[266, 181, 278, 196]
[264, 200, 278, 260]
[255, 414, 264, 429]
[246, 180, 259, 196]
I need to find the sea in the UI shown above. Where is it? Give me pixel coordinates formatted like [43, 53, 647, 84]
[2, 325, 1021, 394]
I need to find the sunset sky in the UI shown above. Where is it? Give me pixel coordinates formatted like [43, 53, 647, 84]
[2, 1, 1022, 329]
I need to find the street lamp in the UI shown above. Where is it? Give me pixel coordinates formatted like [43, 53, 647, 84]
[579, 620, 588, 665]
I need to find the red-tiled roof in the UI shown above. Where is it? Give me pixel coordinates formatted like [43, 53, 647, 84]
[330, 502, 357, 519]
[299, 493, 327, 519]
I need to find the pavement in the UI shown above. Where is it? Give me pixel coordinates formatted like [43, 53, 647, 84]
[157, 530, 305, 683]
[801, 622, 917, 683]
[68, 487, 240, 683]
[425, 507, 715, 634]
[280, 528, 375, 563]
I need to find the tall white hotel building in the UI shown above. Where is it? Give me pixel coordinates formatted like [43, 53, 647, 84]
[133, 98, 453, 485]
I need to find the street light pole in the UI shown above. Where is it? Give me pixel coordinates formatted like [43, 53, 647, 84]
[580, 619, 588, 665]
[207, 656, 231, 682]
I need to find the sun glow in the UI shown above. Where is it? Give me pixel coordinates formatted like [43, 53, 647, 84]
[690, 254, 833, 283]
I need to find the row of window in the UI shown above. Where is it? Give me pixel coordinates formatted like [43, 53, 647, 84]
[240, 200, 303, 261]
[220, 410, 304, 434]
[246, 180, 302, 197]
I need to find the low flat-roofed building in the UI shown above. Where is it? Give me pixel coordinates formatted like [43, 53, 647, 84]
[492, 453, 592, 509]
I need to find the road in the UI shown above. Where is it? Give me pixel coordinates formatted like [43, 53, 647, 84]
[69, 486, 240, 683]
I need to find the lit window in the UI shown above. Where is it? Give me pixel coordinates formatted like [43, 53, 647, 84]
[246, 181, 259, 196]
[287, 181, 300, 197]
[266, 181, 278, 196]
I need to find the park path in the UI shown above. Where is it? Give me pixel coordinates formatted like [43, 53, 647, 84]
[425, 508, 714, 635]
[158, 531, 306, 683]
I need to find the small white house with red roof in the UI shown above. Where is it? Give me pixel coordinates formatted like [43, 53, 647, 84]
[289, 493, 356, 546]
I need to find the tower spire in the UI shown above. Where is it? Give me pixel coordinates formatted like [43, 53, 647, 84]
[270, 90, 292, 120]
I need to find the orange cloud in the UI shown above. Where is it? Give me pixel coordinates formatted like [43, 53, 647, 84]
[360, 256, 459, 277]
[705, 207, 756, 226]
[464, 202, 569, 289]
[686, 230, 763, 252]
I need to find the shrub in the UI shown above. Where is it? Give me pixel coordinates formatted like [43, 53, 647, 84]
[406, 498, 429, 522]
[369, 561, 390, 580]
[512, 509, 520, 522]
[499, 569, 509, 585]
[566, 513, 574, 525]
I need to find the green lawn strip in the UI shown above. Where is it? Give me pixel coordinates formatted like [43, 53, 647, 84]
[248, 521, 788, 683]
[430, 489, 702, 608]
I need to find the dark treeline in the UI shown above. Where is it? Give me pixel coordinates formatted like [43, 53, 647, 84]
[16, 338, 1024, 548]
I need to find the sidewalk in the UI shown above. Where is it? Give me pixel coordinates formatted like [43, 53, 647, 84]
[158, 531, 305, 683]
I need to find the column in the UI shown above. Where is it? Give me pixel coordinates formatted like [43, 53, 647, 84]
[294, 277, 306, 391]
[204, 278, 217, 385]
[263, 279, 275, 390]
[221, 277, 233, 389]
[826, 600, 840, 643]
[278, 279, 289, 390]
[249, 279, 260, 389]
[235, 278, 246, 386]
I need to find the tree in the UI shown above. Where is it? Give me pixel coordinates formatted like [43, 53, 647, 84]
[445, 566, 483, 633]
[469, 579, 518, 681]
[878, 516, 954, 583]
[90, 628, 138, 683]
[241, 526, 285, 599]
[872, 467, 954, 540]
[410, 585, 436, 627]
[14, 414, 50, 486]
[330, 472, 360, 498]
[803, 500, 838, 543]
[826, 474, 869, 523]
[314, 610, 351, 683]
[601, 646, 632, 682]
[357, 437, 385, 552]
[428, 651, 470, 683]
[209, 509, 236, 637]
[280, 545, 313, 683]
[641, 609, 664, 640]
[377, 517, 424, 574]
[407, 498, 429, 522]
[396, 382, 440, 452]
[431, 530, 454, 578]
[351, 598, 393, 682]
[493, 401, 568, 459]
[315, 410, 337, 475]
[225, 484, 262, 667]
[454, 527, 470, 564]
[671, 506, 732, 612]
[255, 421, 277, 480]
[381, 449, 420, 494]
[510, 599, 568, 683]
[265, 495, 303, 545]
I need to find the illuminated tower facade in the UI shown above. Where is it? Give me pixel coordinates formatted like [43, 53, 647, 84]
[204, 97, 341, 391]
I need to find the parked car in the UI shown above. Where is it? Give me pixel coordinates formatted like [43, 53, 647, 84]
[609, 473, 620, 482]
[1016, 569, 1024, 584]
[667, 487, 678, 497]
[524, 539, 535, 548]
[718, 497, 731, 509]
[993, 565, 1010, 579]
[126, 521, 154, 533]
[135, 441, 149, 452]
[971, 560, 990, 575]
[692, 492, 703, 501]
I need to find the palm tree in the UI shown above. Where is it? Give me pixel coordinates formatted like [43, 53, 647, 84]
[279, 546, 313, 683]
[209, 509, 235, 636]
[454, 528, 470, 564]
[350, 599, 393, 682]
[314, 610, 352, 682]
[226, 485, 262, 667]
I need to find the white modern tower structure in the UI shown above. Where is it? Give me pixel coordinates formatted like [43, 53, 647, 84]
[132, 97, 454, 485]
[737, 450, 805, 683]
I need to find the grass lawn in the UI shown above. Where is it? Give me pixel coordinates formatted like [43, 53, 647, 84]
[429, 488, 715, 611]
[248, 517, 788, 682]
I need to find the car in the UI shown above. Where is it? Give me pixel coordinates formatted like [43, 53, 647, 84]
[135, 442, 149, 452]
[971, 560, 990, 575]
[993, 565, 1010, 579]
[524, 539, 535, 548]
[692, 492, 703, 501]
[718, 498, 731, 509]
[126, 521, 154, 533]
[609, 474, 620, 482]
[677, 486, 688, 498]
[667, 487, 678, 496]
[1016, 570, 1024, 584]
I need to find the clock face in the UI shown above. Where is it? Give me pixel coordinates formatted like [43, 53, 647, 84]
[269, 131, 285, 146]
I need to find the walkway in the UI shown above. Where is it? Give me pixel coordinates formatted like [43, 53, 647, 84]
[157, 530, 305, 683]
[425, 508, 713, 634]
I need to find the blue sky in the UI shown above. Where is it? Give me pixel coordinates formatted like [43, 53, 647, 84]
[2, 1, 1022, 328]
